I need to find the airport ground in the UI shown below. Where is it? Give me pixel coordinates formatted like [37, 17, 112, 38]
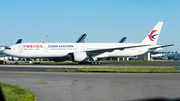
[2, 60, 180, 69]
[0, 61, 180, 101]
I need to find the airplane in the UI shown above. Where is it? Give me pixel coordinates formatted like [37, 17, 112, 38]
[0, 34, 87, 63]
[0, 39, 23, 57]
[0, 34, 86, 57]
[3, 22, 175, 64]
[162, 53, 180, 60]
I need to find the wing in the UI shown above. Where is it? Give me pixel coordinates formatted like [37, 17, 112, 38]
[85, 44, 151, 53]
[149, 44, 175, 50]
[147, 44, 176, 52]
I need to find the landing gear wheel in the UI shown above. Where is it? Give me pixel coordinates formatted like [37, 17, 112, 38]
[90, 62, 94, 65]
[15, 62, 18, 65]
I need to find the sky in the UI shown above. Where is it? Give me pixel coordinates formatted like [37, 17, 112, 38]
[0, 0, 180, 52]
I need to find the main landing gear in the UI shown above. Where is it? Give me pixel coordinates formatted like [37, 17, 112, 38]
[78, 61, 101, 65]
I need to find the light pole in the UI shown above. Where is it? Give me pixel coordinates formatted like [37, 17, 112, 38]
[87, 38, 89, 43]
[10, 39, 12, 45]
[46, 35, 48, 42]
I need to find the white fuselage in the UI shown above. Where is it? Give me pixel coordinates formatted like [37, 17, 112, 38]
[3, 43, 149, 58]
[3, 22, 168, 62]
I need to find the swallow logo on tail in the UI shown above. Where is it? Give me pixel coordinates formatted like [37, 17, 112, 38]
[148, 30, 158, 41]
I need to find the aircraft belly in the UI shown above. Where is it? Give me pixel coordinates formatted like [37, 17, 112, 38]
[107, 50, 139, 57]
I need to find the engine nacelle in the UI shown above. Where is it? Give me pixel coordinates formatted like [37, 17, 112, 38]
[72, 52, 88, 62]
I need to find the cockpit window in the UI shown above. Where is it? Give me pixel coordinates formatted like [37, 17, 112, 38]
[5, 47, 11, 50]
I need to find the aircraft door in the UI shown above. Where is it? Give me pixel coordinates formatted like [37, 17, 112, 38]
[44, 46, 48, 52]
[19, 46, 23, 53]
[81, 46, 84, 51]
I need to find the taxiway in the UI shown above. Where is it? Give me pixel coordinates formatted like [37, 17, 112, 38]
[0, 61, 180, 101]
[0, 71, 180, 101]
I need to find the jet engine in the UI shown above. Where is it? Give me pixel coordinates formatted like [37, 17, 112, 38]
[72, 52, 88, 62]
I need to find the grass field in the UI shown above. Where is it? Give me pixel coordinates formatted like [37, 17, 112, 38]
[0, 82, 36, 101]
[46, 67, 180, 73]
[77, 67, 180, 73]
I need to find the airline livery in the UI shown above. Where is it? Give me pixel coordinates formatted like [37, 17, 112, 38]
[0, 34, 86, 58]
[3, 22, 175, 64]
[148, 30, 158, 41]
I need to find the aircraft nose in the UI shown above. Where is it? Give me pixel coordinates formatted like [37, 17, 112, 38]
[0, 50, 6, 57]
[3, 50, 9, 55]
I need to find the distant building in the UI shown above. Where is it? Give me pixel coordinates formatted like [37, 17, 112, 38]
[0, 46, 7, 60]
[135, 52, 180, 60]
[0, 46, 5, 50]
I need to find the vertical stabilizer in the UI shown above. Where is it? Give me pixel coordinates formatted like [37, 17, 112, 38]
[141, 22, 163, 45]
[119, 37, 127, 43]
[76, 34, 87, 43]
[16, 39, 22, 44]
